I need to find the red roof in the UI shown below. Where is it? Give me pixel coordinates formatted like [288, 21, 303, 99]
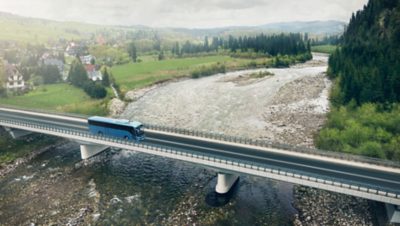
[84, 64, 95, 72]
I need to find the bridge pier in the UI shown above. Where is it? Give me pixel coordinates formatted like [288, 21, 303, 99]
[80, 144, 109, 160]
[386, 204, 400, 224]
[3, 127, 32, 139]
[215, 173, 239, 194]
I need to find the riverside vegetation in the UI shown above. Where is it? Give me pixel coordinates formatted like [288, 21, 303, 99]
[316, 0, 400, 162]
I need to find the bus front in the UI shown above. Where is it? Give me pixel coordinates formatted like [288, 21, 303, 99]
[131, 122, 145, 141]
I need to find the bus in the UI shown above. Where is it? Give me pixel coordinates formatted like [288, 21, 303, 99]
[88, 116, 145, 141]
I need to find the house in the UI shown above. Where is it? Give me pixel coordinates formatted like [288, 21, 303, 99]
[84, 64, 102, 81]
[5, 64, 25, 91]
[65, 42, 84, 56]
[80, 55, 96, 65]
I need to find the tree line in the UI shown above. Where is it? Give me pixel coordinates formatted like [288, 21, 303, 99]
[328, 0, 400, 105]
[127, 33, 311, 61]
[317, 0, 400, 161]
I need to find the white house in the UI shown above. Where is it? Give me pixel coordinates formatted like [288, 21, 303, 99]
[5, 64, 25, 91]
[80, 55, 96, 65]
[84, 64, 102, 81]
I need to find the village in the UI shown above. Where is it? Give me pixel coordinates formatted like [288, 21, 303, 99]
[0, 40, 107, 96]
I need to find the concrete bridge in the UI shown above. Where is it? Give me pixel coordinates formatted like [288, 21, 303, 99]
[0, 106, 399, 223]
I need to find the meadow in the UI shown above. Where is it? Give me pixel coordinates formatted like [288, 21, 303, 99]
[0, 55, 269, 114]
[311, 45, 338, 54]
[0, 84, 108, 115]
[111, 55, 268, 91]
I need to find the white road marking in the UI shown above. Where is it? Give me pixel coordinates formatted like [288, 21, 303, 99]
[146, 137, 400, 186]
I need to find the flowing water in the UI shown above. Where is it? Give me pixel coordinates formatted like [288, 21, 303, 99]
[0, 54, 328, 225]
[0, 143, 296, 225]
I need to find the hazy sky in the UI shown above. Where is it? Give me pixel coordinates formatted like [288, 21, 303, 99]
[0, 0, 368, 28]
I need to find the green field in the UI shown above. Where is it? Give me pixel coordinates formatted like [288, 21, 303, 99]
[311, 45, 338, 54]
[0, 84, 107, 115]
[0, 55, 268, 114]
[111, 55, 266, 91]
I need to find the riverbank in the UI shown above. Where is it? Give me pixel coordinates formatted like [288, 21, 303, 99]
[119, 53, 383, 225]
[0, 129, 63, 177]
[118, 53, 333, 224]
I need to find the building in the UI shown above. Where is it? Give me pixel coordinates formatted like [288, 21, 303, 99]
[84, 64, 102, 81]
[5, 64, 25, 91]
[65, 42, 84, 56]
[80, 55, 96, 65]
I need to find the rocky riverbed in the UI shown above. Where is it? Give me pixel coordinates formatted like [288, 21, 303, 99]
[0, 53, 383, 225]
[120, 53, 380, 225]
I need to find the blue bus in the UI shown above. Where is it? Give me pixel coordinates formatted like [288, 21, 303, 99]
[88, 116, 145, 141]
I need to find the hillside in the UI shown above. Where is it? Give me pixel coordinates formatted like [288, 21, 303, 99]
[0, 12, 104, 43]
[328, 0, 400, 104]
[168, 20, 346, 37]
[0, 11, 345, 44]
[317, 0, 400, 161]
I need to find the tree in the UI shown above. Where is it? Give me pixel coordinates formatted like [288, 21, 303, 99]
[158, 50, 165, 61]
[37, 65, 61, 84]
[101, 67, 110, 87]
[68, 59, 88, 87]
[127, 42, 137, 62]
[83, 82, 107, 99]
[204, 36, 209, 52]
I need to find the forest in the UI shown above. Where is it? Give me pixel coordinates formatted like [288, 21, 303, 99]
[170, 33, 311, 57]
[317, 0, 400, 161]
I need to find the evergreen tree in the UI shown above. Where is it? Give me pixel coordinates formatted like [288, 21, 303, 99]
[102, 67, 110, 87]
[329, 0, 400, 105]
[127, 42, 137, 62]
[68, 59, 88, 87]
[204, 36, 209, 52]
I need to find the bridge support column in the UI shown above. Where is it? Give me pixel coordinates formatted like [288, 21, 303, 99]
[386, 204, 400, 224]
[80, 144, 109, 160]
[215, 173, 239, 194]
[3, 127, 32, 139]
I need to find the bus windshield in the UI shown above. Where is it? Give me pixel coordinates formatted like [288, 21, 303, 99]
[136, 126, 144, 136]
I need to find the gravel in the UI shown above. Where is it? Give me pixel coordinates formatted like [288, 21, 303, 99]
[120, 53, 378, 225]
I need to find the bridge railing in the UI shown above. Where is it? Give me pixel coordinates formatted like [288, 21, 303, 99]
[0, 104, 88, 120]
[2, 105, 399, 169]
[143, 123, 400, 169]
[1, 118, 399, 201]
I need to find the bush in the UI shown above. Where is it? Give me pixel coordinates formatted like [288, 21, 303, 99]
[191, 63, 226, 79]
[316, 103, 400, 161]
[82, 82, 107, 99]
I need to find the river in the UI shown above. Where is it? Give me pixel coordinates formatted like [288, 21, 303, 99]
[0, 54, 329, 225]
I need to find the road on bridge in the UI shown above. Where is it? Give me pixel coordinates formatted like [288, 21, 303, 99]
[1, 108, 399, 195]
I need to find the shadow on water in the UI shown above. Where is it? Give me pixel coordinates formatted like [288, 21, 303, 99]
[205, 178, 239, 207]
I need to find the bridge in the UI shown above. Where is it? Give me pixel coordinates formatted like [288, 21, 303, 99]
[0, 106, 399, 223]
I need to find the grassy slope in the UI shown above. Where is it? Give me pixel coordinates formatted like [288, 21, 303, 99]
[0, 84, 107, 115]
[311, 45, 338, 54]
[111, 55, 263, 91]
[0, 13, 121, 44]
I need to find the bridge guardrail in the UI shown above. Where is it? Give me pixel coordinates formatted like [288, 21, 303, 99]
[3, 105, 398, 169]
[0, 104, 88, 120]
[1, 118, 399, 201]
[143, 123, 400, 169]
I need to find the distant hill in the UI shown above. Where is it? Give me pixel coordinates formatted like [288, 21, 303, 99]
[0, 11, 345, 44]
[161, 21, 346, 38]
[258, 20, 346, 34]
[0, 12, 105, 43]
